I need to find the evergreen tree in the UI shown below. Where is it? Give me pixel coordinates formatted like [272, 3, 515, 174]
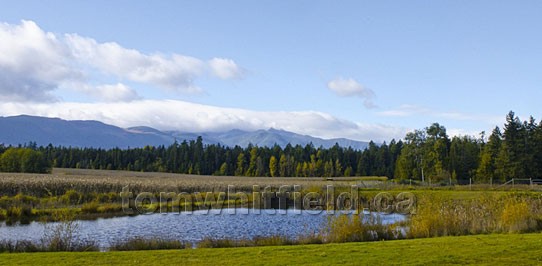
[500, 111, 526, 180]
[476, 127, 502, 183]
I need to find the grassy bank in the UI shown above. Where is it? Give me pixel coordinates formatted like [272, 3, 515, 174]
[0, 233, 541, 265]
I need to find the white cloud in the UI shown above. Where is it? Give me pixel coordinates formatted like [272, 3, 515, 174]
[0, 20, 244, 102]
[94, 83, 140, 102]
[378, 104, 430, 117]
[0, 20, 81, 102]
[327, 77, 376, 108]
[378, 104, 503, 124]
[69, 82, 140, 102]
[0, 99, 406, 142]
[208, 58, 244, 79]
[447, 128, 485, 138]
[65, 34, 207, 93]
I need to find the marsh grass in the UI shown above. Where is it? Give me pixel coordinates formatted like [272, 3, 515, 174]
[408, 192, 542, 238]
[500, 198, 538, 233]
[324, 213, 403, 243]
[0, 168, 355, 198]
[0, 168, 359, 222]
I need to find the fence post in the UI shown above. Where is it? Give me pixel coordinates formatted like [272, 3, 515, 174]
[469, 178, 472, 190]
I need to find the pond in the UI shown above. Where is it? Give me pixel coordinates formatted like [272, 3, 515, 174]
[0, 209, 406, 249]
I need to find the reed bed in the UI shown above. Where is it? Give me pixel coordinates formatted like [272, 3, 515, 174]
[408, 192, 542, 237]
[0, 168, 355, 197]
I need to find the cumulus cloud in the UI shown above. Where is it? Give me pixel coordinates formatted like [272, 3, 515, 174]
[0, 20, 81, 102]
[0, 20, 244, 102]
[0, 100, 406, 142]
[65, 34, 207, 93]
[327, 77, 376, 108]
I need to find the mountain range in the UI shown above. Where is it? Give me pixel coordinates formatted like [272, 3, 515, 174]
[0, 115, 369, 150]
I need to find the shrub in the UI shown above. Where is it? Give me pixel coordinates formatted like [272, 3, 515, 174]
[252, 235, 293, 246]
[110, 237, 190, 251]
[500, 200, 535, 233]
[98, 203, 122, 213]
[13, 193, 38, 205]
[0, 196, 11, 209]
[61, 190, 81, 205]
[0, 239, 97, 253]
[196, 238, 237, 248]
[0, 240, 40, 253]
[41, 210, 98, 251]
[296, 233, 324, 245]
[81, 201, 100, 213]
[6, 206, 22, 218]
[324, 213, 399, 243]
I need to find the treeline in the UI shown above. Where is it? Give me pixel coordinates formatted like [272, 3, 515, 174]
[395, 111, 542, 184]
[27, 137, 403, 178]
[1, 111, 542, 184]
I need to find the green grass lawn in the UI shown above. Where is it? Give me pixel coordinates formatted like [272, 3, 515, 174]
[1, 233, 542, 265]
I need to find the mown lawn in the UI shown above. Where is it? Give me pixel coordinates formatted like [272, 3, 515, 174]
[1, 233, 542, 265]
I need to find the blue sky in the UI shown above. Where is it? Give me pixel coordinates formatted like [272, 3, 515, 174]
[1, 1, 541, 142]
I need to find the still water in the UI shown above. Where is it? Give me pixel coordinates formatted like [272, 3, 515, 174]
[0, 209, 405, 249]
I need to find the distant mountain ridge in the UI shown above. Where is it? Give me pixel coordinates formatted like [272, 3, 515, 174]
[0, 115, 369, 150]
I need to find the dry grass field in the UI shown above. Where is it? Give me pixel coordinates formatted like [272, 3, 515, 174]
[0, 168, 359, 197]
